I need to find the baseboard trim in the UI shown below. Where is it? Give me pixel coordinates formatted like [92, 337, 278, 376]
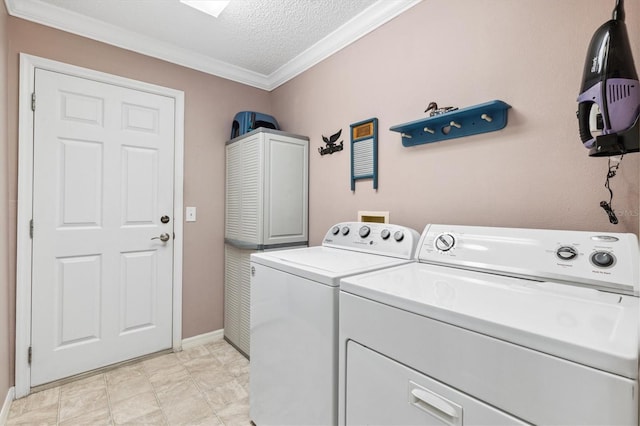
[0, 386, 15, 425]
[181, 329, 224, 349]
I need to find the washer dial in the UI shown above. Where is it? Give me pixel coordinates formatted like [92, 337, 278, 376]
[331, 226, 340, 235]
[341, 226, 350, 236]
[435, 234, 455, 252]
[381, 229, 391, 240]
[359, 226, 371, 238]
[393, 231, 404, 242]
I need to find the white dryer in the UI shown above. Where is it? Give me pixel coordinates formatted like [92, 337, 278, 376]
[250, 222, 420, 426]
[339, 224, 639, 426]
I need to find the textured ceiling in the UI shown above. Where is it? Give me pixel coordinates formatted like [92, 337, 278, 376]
[5, 0, 421, 90]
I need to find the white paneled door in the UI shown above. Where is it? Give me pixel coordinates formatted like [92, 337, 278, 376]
[30, 68, 175, 386]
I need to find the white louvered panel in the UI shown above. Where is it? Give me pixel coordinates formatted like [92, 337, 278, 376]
[239, 137, 262, 244]
[353, 139, 374, 177]
[223, 244, 252, 356]
[225, 143, 242, 240]
[224, 244, 241, 347]
[237, 248, 252, 355]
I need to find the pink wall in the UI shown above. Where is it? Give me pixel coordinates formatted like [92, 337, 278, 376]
[272, 0, 640, 244]
[4, 16, 272, 378]
[2, 0, 640, 394]
[1, 0, 12, 401]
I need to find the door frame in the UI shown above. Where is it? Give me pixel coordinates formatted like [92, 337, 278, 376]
[15, 53, 185, 398]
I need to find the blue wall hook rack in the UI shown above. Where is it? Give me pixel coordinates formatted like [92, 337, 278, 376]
[390, 100, 511, 147]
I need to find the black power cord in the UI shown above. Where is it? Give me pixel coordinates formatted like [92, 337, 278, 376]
[600, 155, 623, 225]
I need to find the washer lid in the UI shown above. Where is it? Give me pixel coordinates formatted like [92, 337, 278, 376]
[340, 262, 639, 379]
[251, 246, 413, 286]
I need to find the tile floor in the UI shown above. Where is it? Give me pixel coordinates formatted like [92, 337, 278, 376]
[6, 339, 251, 425]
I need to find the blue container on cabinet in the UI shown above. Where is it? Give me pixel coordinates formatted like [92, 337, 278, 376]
[230, 111, 279, 139]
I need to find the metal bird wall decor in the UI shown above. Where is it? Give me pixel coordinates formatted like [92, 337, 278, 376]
[319, 129, 343, 155]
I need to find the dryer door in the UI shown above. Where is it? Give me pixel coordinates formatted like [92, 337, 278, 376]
[345, 341, 528, 425]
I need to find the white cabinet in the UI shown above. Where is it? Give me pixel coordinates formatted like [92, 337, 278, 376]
[225, 129, 309, 248]
[224, 129, 309, 356]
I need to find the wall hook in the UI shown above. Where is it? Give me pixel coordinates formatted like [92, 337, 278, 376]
[390, 100, 512, 147]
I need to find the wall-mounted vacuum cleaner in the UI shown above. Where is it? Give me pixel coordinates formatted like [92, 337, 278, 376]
[577, 0, 639, 157]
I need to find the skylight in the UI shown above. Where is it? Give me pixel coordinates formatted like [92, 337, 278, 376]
[179, 0, 231, 18]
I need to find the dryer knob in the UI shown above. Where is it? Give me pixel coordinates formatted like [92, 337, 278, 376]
[556, 246, 578, 261]
[341, 226, 350, 236]
[591, 251, 615, 268]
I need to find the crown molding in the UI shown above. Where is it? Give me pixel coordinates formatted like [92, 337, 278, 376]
[267, 0, 422, 90]
[4, 0, 272, 89]
[4, 0, 421, 91]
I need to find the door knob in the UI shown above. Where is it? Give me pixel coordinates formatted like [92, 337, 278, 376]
[151, 233, 171, 242]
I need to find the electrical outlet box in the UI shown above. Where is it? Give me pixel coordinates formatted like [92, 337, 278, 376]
[358, 211, 389, 224]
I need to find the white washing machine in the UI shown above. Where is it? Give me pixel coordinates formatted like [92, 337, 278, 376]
[250, 222, 420, 426]
[339, 224, 639, 426]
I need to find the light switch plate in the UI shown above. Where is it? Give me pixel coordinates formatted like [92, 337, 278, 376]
[186, 207, 197, 222]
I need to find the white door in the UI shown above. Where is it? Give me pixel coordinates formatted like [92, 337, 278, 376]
[30, 68, 175, 386]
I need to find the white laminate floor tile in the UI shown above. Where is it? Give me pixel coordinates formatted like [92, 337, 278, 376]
[7, 340, 251, 426]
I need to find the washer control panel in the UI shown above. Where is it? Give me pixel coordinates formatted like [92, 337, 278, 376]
[418, 224, 639, 295]
[323, 222, 420, 259]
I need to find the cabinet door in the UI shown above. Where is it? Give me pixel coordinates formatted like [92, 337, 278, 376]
[263, 133, 308, 246]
